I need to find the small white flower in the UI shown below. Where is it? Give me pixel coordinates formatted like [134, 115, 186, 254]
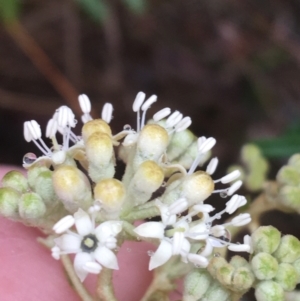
[52, 208, 122, 282]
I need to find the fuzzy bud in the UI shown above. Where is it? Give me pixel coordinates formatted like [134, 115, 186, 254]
[94, 179, 125, 212]
[1, 170, 28, 193]
[0, 187, 20, 218]
[27, 166, 50, 188]
[52, 166, 92, 212]
[251, 252, 278, 280]
[277, 165, 300, 186]
[255, 281, 284, 301]
[274, 263, 298, 291]
[279, 185, 300, 213]
[273, 235, 300, 263]
[231, 267, 255, 292]
[251, 226, 281, 254]
[183, 269, 212, 301]
[136, 124, 169, 162]
[82, 119, 112, 143]
[202, 281, 231, 301]
[33, 170, 56, 206]
[19, 192, 46, 219]
[182, 171, 214, 206]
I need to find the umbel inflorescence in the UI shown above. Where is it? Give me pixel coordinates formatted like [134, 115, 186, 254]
[3, 92, 300, 301]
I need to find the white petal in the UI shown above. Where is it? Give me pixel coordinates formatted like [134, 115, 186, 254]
[95, 221, 122, 242]
[187, 253, 209, 267]
[74, 252, 93, 282]
[74, 209, 94, 236]
[52, 151, 66, 165]
[54, 234, 81, 252]
[228, 244, 251, 253]
[53, 215, 75, 234]
[133, 222, 165, 239]
[186, 222, 208, 240]
[173, 232, 185, 255]
[94, 246, 119, 270]
[149, 240, 173, 270]
[168, 198, 188, 215]
[83, 261, 102, 274]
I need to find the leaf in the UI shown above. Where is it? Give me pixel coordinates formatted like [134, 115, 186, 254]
[122, 0, 147, 14]
[75, 0, 109, 24]
[0, 0, 20, 23]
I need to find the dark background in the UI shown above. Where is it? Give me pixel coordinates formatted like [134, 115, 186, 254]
[1, 0, 300, 168]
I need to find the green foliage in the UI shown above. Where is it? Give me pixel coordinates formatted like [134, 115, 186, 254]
[75, 0, 109, 24]
[122, 0, 147, 14]
[0, 0, 20, 23]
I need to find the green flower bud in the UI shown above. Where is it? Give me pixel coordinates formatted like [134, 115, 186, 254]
[0, 187, 20, 218]
[251, 253, 278, 280]
[167, 129, 195, 161]
[19, 192, 46, 219]
[277, 166, 300, 186]
[252, 226, 281, 254]
[293, 258, 300, 282]
[274, 263, 298, 291]
[255, 280, 284, 301]
[1, 170, 28, 193]
[273, 235, 300, 263]
[231, 266, 255, 292]
[279, 186, 300, 213]
[207, 257, 228, 278]
[241, 143, 261, 162]
[288, 154, 300, 169]
[230, 255, 251, 270]
[183, 269, 212, 301]
[27, 166, 50, 188]
[202, 281, 231, 301]
[34, 170, 56, 205]
[216, 262, 235, 287]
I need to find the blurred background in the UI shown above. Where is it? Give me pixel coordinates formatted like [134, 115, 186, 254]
[1, 1, 300, 298]
[1, 0, 300, 168]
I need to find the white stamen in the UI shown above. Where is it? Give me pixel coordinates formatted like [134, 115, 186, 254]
[225, 195, 247, 215]
[221, 170, 241, 184]
[141, 95, 157, 128]
[230, 213, 251, 227]
[192, 204, 215, 214]
[46, 119, 58, 138]
[153, 108, 171, 121]
[24, 120, 42, 141]
[57, 106, 76, 128]
[198, 137, 216, 154]
[206, 157, 218, 175]
[175, 117, 192, 132]
[81, 114, 93, 124]
[101, 103, 114, 124]
[132, 92, 146, 112]
[78, 94, 91, 114]
[228, 243, 251, 252]
[166, 111, 181, 128]
[53, 215, 75, 234]
[227, 180, 243, 196]
[210, 225, 225, 237]
[51, 246, 61, 260]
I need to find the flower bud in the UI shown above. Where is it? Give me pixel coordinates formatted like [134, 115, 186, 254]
[277, 165, 300, 186]
[251, 226, 281, 254]
[183, 269, 212, 301]
[131, 161, 164, 195]
[0, 187, 20, 218]
[19, 192, 46, 219]
[279, 185, 300, 213]
[1, 170, 28, 193]
[288, 154, 300, 169]
[33, 170, 57, 206]
[231, 267, 254, 292]
[182, 171, 214, 206]
[274, 263, 298, 291]
[94, 179, 125, 212]
[207, 257, 228, 278]
[167, 130, 195, 161]
[202, 281, 231, 301]
[255, 280, 284, 301]
[136, 124, 169, 163]
[230, 255, 251, 269]
[251, 253, 278, 280]
[216, 261, 235, 287]
[82, 119, 112, 143]
[273, 235, 300, 263]
[52, 166, 92, 213]
[292, 258, 300, 282]
[27, 166, 50, 188]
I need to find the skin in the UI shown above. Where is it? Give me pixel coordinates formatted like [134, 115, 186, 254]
[0, 166, 182, 301]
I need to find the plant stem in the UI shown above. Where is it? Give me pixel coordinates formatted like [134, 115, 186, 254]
[60, 255, 94, 301]
[96, 268, 118, 301]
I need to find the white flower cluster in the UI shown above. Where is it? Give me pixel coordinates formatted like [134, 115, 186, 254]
[23, 92, 251, 281]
